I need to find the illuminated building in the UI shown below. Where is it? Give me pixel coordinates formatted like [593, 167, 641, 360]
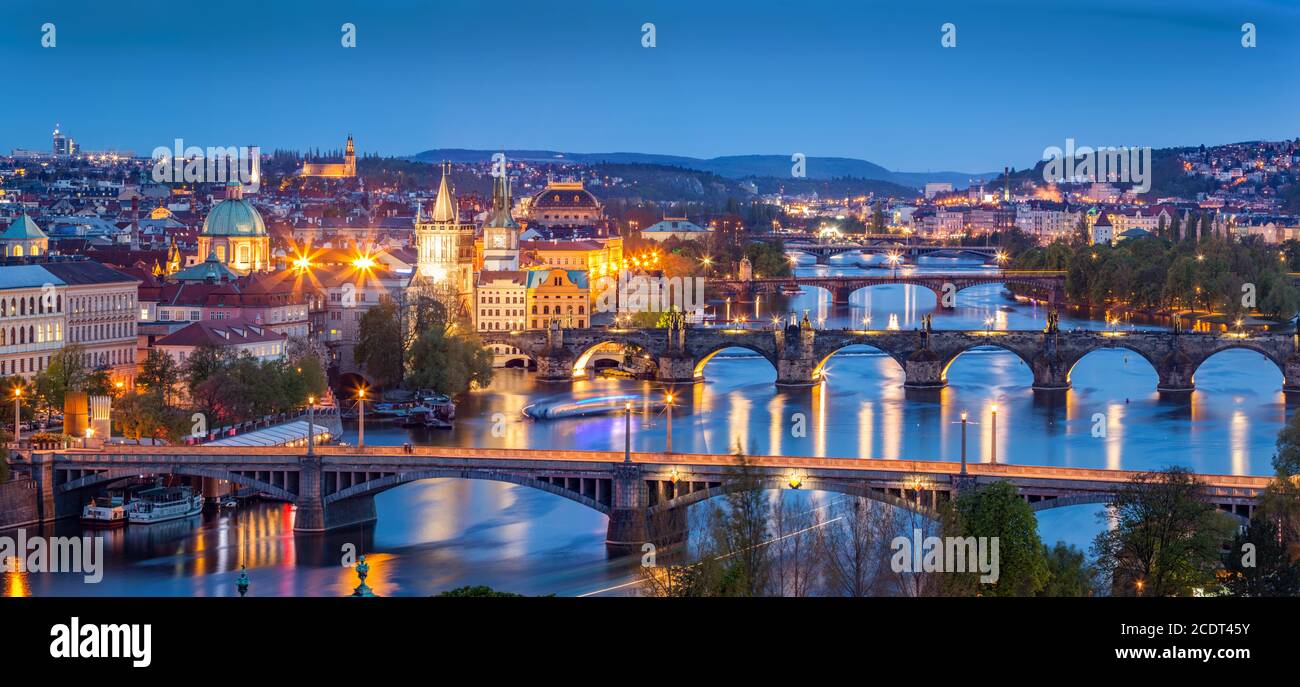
[0, 214, 50, 257]
[196, 182, 270, 274]
[526, 268, 589, 329]
[481, 168, 521, 271]
[299, 134, 357, 178]
[413, 163, 475, 312]
[527, 179, 603, 228]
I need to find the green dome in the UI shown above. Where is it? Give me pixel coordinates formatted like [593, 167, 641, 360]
[203, 198, 266, 237]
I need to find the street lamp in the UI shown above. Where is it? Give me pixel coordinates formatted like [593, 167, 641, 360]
[990, 403, 998, 464]
[960, 410, 968, 474]
[12, 386, 22, 444]
[306, 395, 316, 456]
[356, 387, 366, 449]
[624, 402, 633, 463]
[664, 392, 674, 454]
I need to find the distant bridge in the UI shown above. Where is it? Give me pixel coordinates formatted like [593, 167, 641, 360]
[784, 241, 1003, 264]
[483, 320, 1300, 391]
[12, 445, 1270, 541]
[707, 270, 1066, 305]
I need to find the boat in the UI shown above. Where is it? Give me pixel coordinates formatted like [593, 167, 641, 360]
[523, 394, 666, 420]
[399, 405, 433, 427]
[418, 393, 456, 429]
[127, 485, 204, 524]
[81, 495, 128, 528]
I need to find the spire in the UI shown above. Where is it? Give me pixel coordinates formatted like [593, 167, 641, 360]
[486, 160, 519, 229]
[431, 162, 457, 223]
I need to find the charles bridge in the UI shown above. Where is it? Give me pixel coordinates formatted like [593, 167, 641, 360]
[6, 444, 1271, 543]
[706, 270, 1066, 305]
[484, 316, 1300, 393]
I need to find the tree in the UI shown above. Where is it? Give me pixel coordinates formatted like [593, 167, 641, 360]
[1091, 467, 1238, 596]
[1221, 517, 1300, 597]
[696, 452, 773, 596]
[34, 345, 89, 415]
[817, 497, 903, 597]
[354, 297, 404, 388]
[948, 480, 1050, 596]
[404, 326, 493, 395]
[136, 349, 181, 405]
[1038, 542, 1098, 597]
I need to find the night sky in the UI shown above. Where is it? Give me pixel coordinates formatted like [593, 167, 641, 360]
[3, 0, 1298, 172]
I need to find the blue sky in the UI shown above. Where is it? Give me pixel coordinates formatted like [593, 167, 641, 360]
[2, 0, 1298, 172]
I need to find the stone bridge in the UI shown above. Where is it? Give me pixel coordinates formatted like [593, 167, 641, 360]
[707, 270, 1065, 305]
[9, 446, 1270, 545]
[484, 318, 1300, 392]
[785, 242, 1002, 264]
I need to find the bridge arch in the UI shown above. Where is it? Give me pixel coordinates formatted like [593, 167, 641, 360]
[691, 342, 779, 378]
[1188, 344, 1286, 387]
[940, 341, 1036, 382]
[1063, 343, 1162, 385]
[57, 466, 297, 502]
[323, 469, 612, 515]
[812, 341, 907, 379]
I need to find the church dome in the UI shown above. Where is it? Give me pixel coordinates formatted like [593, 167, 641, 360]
[203, 197, 266, 237]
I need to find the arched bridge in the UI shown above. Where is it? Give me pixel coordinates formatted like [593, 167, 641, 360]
[483, 321, 1300, 392]
[708, 270, 1065, 305]
[784, 241, 1003, 265]
[12, 446, 1270, 545]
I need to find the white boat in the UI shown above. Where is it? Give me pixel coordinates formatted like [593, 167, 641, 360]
[81, 495, 127, 528]
[128, 486, 204, 524]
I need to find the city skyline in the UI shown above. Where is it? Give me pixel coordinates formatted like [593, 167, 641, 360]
[3, 0, 1299, 172]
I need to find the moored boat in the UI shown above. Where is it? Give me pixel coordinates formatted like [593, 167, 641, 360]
[127, 486, 204, 524]
[81, 495, 128, 528]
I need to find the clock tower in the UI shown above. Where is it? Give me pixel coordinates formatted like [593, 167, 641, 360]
[482, 167, 520, 271]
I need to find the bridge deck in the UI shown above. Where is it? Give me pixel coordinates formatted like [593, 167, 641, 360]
[49, 445, 1270, 491]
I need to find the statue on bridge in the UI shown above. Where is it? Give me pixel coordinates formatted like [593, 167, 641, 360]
[1045, 309, 1059, 334]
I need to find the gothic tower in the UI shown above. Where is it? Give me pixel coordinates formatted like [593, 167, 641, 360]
[344, 134, 356, 177]
[413, 163, 475, 311]
[482, 163, 520, 271]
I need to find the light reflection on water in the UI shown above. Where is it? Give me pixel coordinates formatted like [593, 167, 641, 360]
[4, 260, 1290, 596]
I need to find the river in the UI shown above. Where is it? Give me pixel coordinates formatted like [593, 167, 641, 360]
[3, 256, 1290, 597]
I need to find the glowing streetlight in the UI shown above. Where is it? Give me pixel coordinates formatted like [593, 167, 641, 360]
[356, 387, 367, 449]
[623, 402, 633, 463]
[306, 395, 316, 456]
[664, 392, 675, 454]
[12, 386, 22, 444]
[990, 403, 998, 464]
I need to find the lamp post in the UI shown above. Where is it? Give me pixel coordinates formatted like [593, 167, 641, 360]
[356, 388, 366, 449]
[306, 395, 316, 456]
[664, 392, 674, 454]
[725, 297, 731, 324]
[623, 402, 632, 463]
[990, 403, 998, 465]
[12, 387, 21, 444]
[960, 410, 968, 474]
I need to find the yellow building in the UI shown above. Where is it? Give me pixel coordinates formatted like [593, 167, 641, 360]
[300, 135, 357, 178]
[520, 237, 622, 304]
[526, 268, 589, 329]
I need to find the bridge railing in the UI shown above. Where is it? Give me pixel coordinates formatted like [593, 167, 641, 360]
[45, 444, 1273, 490]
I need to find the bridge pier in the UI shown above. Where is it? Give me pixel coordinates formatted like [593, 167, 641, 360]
[1284, 357, 1300, 395]
[294, 454, 327, 532]
[902, 350, 945, 389]
[606, 463, 648, 550]
[1156, 352, 1195, 394]
[1030, 354, 1071, 392]
[535, 355, 574, 382]
[656, 356, 699, 384]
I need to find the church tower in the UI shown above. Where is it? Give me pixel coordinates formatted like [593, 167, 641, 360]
[482, 164, 520, 271]
[344, 134, 356, 177]
[414, 163, 475, 311]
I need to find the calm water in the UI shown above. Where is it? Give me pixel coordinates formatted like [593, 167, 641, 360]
[5, 256, 1291, 596]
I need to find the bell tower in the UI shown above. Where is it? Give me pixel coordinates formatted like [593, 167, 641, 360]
[482, 162, 520, 271]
